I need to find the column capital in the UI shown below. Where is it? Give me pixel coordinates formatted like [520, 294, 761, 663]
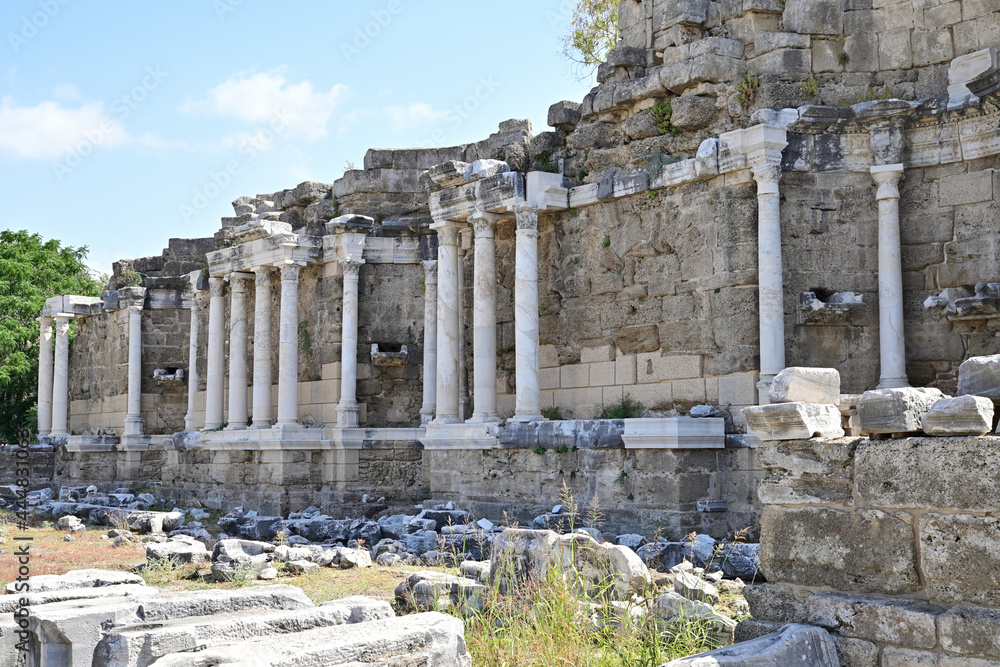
[37, 315, 53, 325]
[253, 266, 275, 286]
[126, 305, 143, 317]
[209, 276, 226, 297]
[422, 259, 438, 281]
[279, 263, 302, 282]
[749, 151, 783, 194]
[434, 223, 460, 247]
[469, 212, 499, 238]
[513, 202, 540, 231]
[228, 272, 253, 291]
[341, 259, 364, 277]
[871, 163, 905, 200]
[54, 315, 71, 331]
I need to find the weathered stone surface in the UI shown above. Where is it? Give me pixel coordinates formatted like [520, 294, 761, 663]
[670, 96, 718, 130]
[491, 528, 651, 600]
[880, 646, 1000, 665]
[675, 570, 719, 604]
[757, 437, 861, 505]
[921, 395, 994, 436]
[805, 592, 942, 648]
[920, 513, 1000, 606]
[6, 569, 144, 594]
[768, 367, 841, 405]
[655, 592, 737, 646]
[548, 100, 582, 130]
[959, 354, 1000, 402]
[760, 506, 920, 594]
[859, 388, 947, 434]
[833, 636, 879, 667]
[744, 402, 844, 440]
[938, 604, 1000, 659]
[733, 619, 783, 643]
[855, 437, 1000, 511]
[394, 570, 484, 612]
[742, 584, 807, 624]
[146, 535, 210, 565]
[149, 612, 471, 666]
[661, 623, 839, 666]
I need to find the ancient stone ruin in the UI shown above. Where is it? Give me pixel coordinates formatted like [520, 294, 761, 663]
[9, 0, 1000, 664]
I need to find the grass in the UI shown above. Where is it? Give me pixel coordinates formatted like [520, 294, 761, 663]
[735, 75, 760, 109]
[602, 395, 646, 419]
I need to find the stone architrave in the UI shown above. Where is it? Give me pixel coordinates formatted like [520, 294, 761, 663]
[251, 268, 274, 429]
[769, 367, 841, 405]
[859, 387, 945, 434]
[337, 257, 364, 428]
[871, 164, 910, 389]
[467, 212, 500, 423]
[37, 316, 54, 436]
[203, 277, 226, 430]
[124, 306, 144, 437]
[743, 403, 845, 440]
[511, 203, 544, 422]
[226, 273, 252, 431]
[432, 222, 461, 424]
[275, 263, 302, 428]
[184, 280, 202, 432]
[921, 395, 995, 436]
[50, 315, 71, 437]
[420, 261, 438, 425]
[746, 126, 789, 405]
[958, 354, 1000, 402]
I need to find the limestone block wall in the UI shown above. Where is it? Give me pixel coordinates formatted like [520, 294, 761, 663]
[0, 446, 55, 485]
[749, 435, 1000, 665]
[68, 309, 128, 434]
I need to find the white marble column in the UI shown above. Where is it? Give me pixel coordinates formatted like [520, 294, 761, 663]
[203, 277, 226, 430]
[511, 204, 544, 423]
[337, 260, 363, 427]
[467, 213, 499, 423]
[226, 273, 251, 430]
[750, 155, 787, 405]
[872, 163, 910, 389]
[124, 306, 144, 436]
[433, 223, 461, 423]
[457, 237, 470, 421]
[276, 263, 301, 427]
[251, 268, 274, 429]
[50, 315, 71, 436]
[184, 294, 201, 431]
[37, 316, 54, 437]
[420, 260, 438, 425]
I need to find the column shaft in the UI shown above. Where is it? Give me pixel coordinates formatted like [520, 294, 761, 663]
[420, 261, 438, 425]
[751, 158, 787, 405]
[203, 277, 226, 430]
[50, 316, 71, 436]
[252, 269, 274, 428]
[457, 242, 470, 421]
[276, 263, 301, 427]
[124, 306, 144, 436]
[184, 298, 200, 431]
[512, 204, 543, 422]
[872, 164, 909, 389]
[337, 261, 362, 427]
[37, 317, 54, 436]
[434, 225, 460, 423]
[468, 215, 498, 422]
[226, 274, 250, 430]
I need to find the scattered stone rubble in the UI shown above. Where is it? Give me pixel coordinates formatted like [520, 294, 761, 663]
[2, 568, 469, 667]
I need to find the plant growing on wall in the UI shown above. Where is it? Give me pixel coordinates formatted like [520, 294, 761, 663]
[0, 231, 102, 443]
[736, 75, 760, 108]
[802, 76, 818, 98]
[647, 101, 681, 135]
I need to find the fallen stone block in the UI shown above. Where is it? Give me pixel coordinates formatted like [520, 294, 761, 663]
[675, 570, 719, 604]
[285, 560, 320, 575]
[6, 569, 144, 595]
[921, 395, 995, 436]
[655, 592, 737, 646]
[97, 597, 393, 667]
[661, 623, 839, 666]
[859, 387, 946, 434]
[743, 402, 844, 440]
[146, 535, 210, 565]
[395, 570, 484, 612]
[315, 546, 373, 569]
[768, 367, 841, 405]
[959, 354, 1000, 401]
[148, 612, 471, 666]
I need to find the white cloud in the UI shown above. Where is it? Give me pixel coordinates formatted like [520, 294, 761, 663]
[383, 102, 449, 131]
[0, 96, 128, 161]
[182, 68, 348, 143]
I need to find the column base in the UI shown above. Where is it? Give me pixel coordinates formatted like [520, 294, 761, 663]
[273, 421, 299, 429]
[431, 415, 462, 425]
[251, 422, 273, 430]
[420, 408, 435, 426]
[877, 377, 911, 389]
[510, 413, 547, 423]
[756, 377, 775, 406]
[466, 414, 499, 424]
[225, 424, 248, 431]
[337, 403, 360, 428]
[124, 417, 143, 437]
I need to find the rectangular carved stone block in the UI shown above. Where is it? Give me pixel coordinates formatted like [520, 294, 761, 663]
[743, 403, 845, 440]
[920, 513, 1000, 606]
[760, 506, 920, 595]
[859, 387, 946, 434]
[939, 604, 1000, 659]
[855, 437, 1000, 511]
[805, 592, 942, 648]
[756, 438, 861, 505]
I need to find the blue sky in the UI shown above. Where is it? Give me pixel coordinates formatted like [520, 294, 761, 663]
[1, 1, 594, 274]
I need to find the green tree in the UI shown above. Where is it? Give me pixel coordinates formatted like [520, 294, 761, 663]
[0, 231, 102, 443]
[562, 0, 621, 74]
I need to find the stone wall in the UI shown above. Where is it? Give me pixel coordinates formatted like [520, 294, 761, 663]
[0, 445, 55, 486]
[745, 435, 1000, 665]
